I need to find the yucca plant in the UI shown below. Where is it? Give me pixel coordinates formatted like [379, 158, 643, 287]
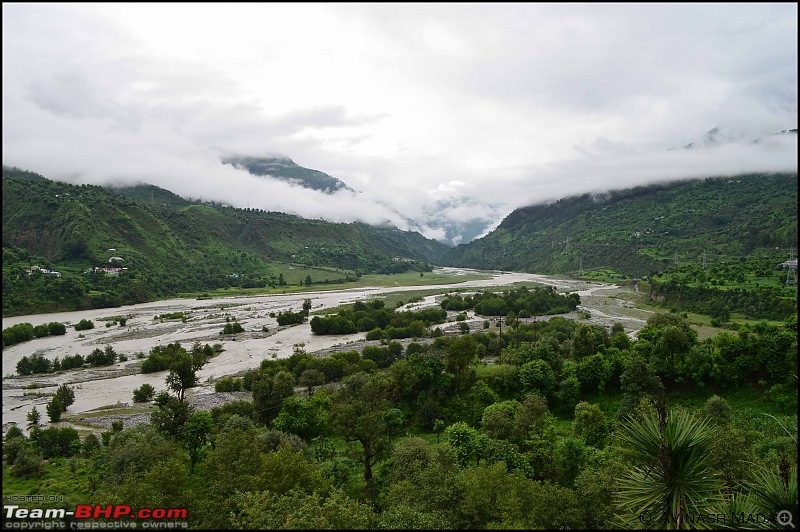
[614, 407, 726, 529]
[743, 462, 798, 526]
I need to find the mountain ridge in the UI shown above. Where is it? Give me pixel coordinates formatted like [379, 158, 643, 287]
[441, 172, 798, 278]
[1, 166, 450, 316]
[221, 155, 355, 194]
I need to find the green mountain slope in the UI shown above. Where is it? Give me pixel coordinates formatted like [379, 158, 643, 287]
[2, 166, 450, 316]
[441, 173, 798, 278]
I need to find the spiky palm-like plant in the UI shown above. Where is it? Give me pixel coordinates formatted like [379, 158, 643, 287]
[614, 408, 726, 529]
[744, 463, 798, 527]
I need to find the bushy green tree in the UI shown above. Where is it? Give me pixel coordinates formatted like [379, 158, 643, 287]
[55, 384, 75, 412]
[519, 359, 557, 397]
[183, 411, 213, 472]
[46, 396, 63, 422]
[27, 406, 41, 425]
[132, 383, 156, 402]
[150, 391, 194, 439]
[330, 372, 392, 500]
[573, 402, 607, 448]
[11, 444, 44, 479]
[252, 370, 296, 425]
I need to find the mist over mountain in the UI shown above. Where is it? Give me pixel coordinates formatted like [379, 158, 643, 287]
[680, 126, 798, 150]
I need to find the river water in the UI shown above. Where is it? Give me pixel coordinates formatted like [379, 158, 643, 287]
[2, 268, 649, 432]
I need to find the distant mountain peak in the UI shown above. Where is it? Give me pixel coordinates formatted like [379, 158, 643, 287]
[222, 154, 354, 194]
[682, 125, 797, 149]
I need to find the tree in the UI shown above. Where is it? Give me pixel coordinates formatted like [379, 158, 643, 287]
[252, 371, 296, 426]
[617, 354, 665, 419]
[573, 402, 607, 448]
[103, 424, 184, 484]
[46, 397, 63, 422]
[273, 393, 332, 441]
[330, 372, 392, 501]
[183, 411, 213, 473]
[302, 298, 312, 315]
[519, 359, 556, 397]
[305, 275, 312, 287]
[27, 407, 41, 425]
[82, 433, 101, 458]
[555, 376, 581, 416]
[230, 487, 374, 530]
[4, 429, 27, 466]
[445, 336, 478, 392]
[11, 444, 44, 479]
[444, 421, 481, 466]
[55, 384, 75, 412]
[165, 350, 196, 402]
[151, 391, 195, 439]
[480, 400, 519, 442]
[298, 369, 325, 397]
[164, 343, 210, 402]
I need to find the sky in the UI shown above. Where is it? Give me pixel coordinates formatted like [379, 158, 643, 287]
[3, 3, 797, 244]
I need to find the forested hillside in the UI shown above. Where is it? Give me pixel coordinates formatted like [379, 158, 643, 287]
[442, 173, 798, 278]
[1, 167, 450, 316]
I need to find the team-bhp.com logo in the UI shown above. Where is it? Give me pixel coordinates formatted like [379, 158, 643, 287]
[4, 505, 188, 529]
[5, 506, 187, 520]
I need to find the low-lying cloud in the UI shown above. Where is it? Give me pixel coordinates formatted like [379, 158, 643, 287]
[3, 4, 796, 244]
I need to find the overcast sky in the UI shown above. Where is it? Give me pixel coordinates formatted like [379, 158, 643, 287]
[3, 3, 797, 243]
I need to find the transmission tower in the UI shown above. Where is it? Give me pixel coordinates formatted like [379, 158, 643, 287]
[787, 248, 797, 286]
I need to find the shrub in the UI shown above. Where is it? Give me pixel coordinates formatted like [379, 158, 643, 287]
[704, 395, 732, 424]
[132, 383, 156, 403]
[215, 376, 243, 392]
[74, 319, 94, 331]
[3, 322, 35, 347]
[221, 322, 244, 334]
[48, 322, 67, 335]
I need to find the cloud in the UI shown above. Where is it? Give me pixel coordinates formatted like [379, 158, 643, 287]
[2, 3, 797, 245]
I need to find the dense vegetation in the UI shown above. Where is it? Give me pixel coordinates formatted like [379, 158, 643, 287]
[648, 257, 798, 321]
[4, 311, 796, 529]
[440, 285, 580, 316]
[442, 173, 798, 280]
[2, 166, 449, 316]
[310, 299, 448, 338]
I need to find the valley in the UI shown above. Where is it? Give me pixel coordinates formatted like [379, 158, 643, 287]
[1, 268, 646, 434]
